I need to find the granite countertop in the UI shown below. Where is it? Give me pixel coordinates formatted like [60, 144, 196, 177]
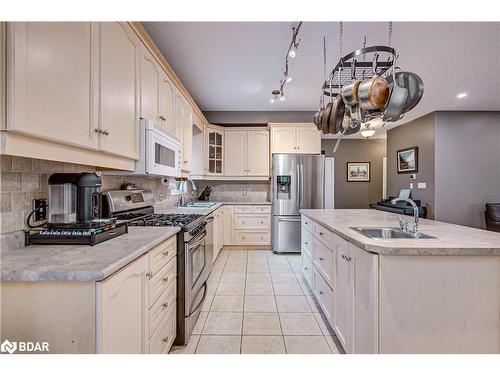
[0, 227, 180, 282]
[300, 209, 500, 256]
[155, 201, 271, 216]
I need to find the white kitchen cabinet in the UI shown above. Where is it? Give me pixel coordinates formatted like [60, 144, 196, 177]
[222, 205, 234, 245]
[7, 22, 99, 150]
[140, 45, 161, 124]
[98, 22, 140, 160]
[182, 99, 193, 172]
[334, 242, 354, 353]
[224, 130, 247, 176]
[247, 130, 270, 176]
[96, 255, 147, 354]
[173, 91, 185, 141]
[206, 126, 224, 175]
[158, 71, 175, 133]
[224, 129, 270, 177]
[232, 205, 272, 246]
[270, 124, 321, 154]
[212, 207, 224, 260]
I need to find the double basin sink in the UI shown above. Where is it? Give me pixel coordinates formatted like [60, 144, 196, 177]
[350, 227, 436, 239]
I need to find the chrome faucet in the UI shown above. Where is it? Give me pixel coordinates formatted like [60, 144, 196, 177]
[391, 197, 420, 238]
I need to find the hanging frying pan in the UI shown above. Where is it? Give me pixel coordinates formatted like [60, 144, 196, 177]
[321, 101, 333, 134]
[328, 95, 345, 134]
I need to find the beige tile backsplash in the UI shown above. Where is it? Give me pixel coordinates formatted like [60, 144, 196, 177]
[194, 180, 270, 202]
[0, 155, 177, 249]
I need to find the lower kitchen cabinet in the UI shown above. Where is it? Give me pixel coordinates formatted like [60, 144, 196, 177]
[0, 234, 178, 354]
[212, 207, 224, 261]
[301, 215, 378, 354]
[222, 205, 234, 245]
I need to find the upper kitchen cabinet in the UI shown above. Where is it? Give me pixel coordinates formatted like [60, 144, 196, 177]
[206, 125, 224, 175]
[6, 22, 99, 150]
[98, 22, 140, 160]
[158, 71, 175, 134]
[224, 129, 269, 177]
[270, 123, 321, 154]
[181, 99, 193, 172]
[173, 91, 185, 140]
[140, 45, 160, 123]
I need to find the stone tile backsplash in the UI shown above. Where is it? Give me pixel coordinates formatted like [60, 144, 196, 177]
[0, 155, 178, 249]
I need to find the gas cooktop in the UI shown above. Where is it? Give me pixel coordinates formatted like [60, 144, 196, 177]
[126, 213, 203, 231]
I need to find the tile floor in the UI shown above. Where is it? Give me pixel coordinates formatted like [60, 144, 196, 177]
[170, 249, 343, 354]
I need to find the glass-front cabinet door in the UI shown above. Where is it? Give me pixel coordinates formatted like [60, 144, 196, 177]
[206, 127, 224, 175]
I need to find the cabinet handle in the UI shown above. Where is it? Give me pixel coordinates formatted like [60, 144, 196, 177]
[319, 257, 324, 261]
[163, 251, 169, 257]
[319, 232, 324, 236]
[304, 267, 308, 270]
[260, 221, 264, 224]
[345, 256, 352, 262]
[162, 337, 169, 343]
[146, 271, 153, 279]
[94, 128, 101, 133]
[163, 302, 169, 309]
[319, 290, 324, 295]
[163, 277, 169, 283]
[102, 129, 110, 136]
[304, 242, 308, 245]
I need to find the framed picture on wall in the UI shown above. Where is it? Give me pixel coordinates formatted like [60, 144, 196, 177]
[347, 162, 371, 182]
[397, 146, 419, 174]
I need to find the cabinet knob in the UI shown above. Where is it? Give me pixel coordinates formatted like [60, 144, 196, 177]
[319, 232, 324, 236]
[94, 128, 101, 133]
[319, 257, 324, 261]
[162, 337, 169, 343]
[146, 271, 153, 279]
[304, 267, 308, 270]
[304, 242, 308, 245]
[163, 277, 169, 283]
[319, 291, 324, 295]
[102, 129, 110, 136]
[260, 221, 264, 224]
[163, 251, 169, 257]
[163, 302, 169, 309]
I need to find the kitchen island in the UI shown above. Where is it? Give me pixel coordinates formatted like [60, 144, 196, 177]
[300, 209, 500, 354]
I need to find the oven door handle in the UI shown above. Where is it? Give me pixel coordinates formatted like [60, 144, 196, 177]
[188, 281, 208, 316]
[187, 231, 206, 250]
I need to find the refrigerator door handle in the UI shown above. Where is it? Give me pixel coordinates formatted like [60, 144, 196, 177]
[277, 217, 302, 222]
[296, 163, 301, 210]
[300, 163, 304, 208]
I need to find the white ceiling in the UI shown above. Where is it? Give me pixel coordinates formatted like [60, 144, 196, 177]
[143, 22, 500, 137]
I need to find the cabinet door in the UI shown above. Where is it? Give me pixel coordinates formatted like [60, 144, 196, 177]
[158, 72, 174, 133]
[247, 130, 270, 176]
[218, 209, 225, 251]
[224, 130, 247, 176]
[212, 211, 221, 261]
[98, 22, 139, 159]
[335, 247, 354, 353]
[8, 22, 98, 150]
[351, 244, 378, 354]
[271, 127, 296, 153]
[173, 92, 185, 140]
[97, 255, 147, 354]
[222, 205, 234, 245]
[206, 127, 223, 175]
[140, 46, 160, 122]
[296, 127, 321, 154]
[182, 100, 193, 171]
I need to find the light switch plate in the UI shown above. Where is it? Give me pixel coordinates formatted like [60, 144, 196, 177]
[242, 189, 247, 196]
[417, 182, 427, 189]
[409, 183, 414, 189]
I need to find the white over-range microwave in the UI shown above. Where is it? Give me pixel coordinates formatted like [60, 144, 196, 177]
[134, 119, 181, 177]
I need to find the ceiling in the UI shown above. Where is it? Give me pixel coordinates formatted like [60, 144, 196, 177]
[143, 22, 500, 137]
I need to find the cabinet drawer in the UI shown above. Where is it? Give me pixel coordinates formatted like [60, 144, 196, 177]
[234, 214, 271, 229]
[312, 267, 334, 326]
[313, 237, 335, 288]
[149, 236, 177, 276]
[148, 257, 176, 308]
[252, 205, 271, 214]
[301, 226, 313, 259]
[148, 280, 177, 339]
[234, 230, 271, 245]
[149, 303, 176, 354]
[234, 205, 253, 214]
[313, 222, 334, 249]
[302, 216, 314, 233]
[302, 251, 313, 288]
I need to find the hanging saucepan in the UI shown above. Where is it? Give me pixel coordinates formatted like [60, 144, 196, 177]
[386, 71, 424, 113]
[341, 79, 361, 107]
[321, 101, 333, 134]
[328, 95, 345, 134]
[383, 70, 409, 122]
[317, 108, 324, 131]
[358, 75, 390, 111]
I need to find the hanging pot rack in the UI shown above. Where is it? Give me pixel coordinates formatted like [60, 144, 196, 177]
[322, 45, 397, 97]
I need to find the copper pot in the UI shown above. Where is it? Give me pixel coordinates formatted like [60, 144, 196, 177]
[358, 75, 390, 110]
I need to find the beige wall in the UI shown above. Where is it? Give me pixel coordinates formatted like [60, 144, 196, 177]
[322, 139, 387, 209]
[386, 113, 436, 218]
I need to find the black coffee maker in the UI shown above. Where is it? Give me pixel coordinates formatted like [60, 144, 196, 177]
[48, 172, 104, 227]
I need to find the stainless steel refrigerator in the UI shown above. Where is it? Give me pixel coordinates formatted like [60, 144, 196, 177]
[272, 154, 325, 253]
